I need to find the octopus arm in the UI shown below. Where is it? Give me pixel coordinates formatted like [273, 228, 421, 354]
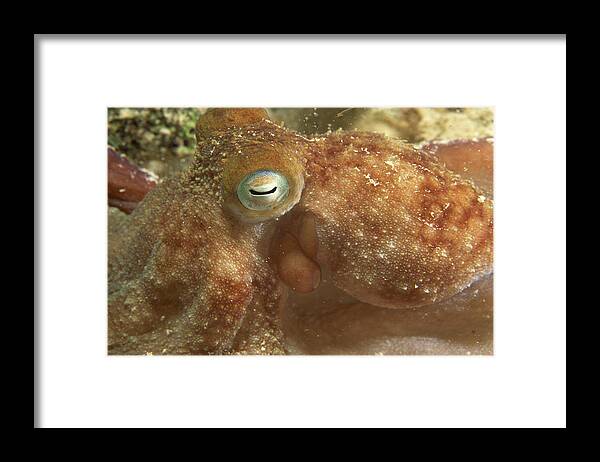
[108, 147, 159, 214]
[108, 180, 282, 355]
[421, 138, 493, 196]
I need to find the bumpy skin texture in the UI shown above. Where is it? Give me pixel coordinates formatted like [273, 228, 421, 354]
[108, 108, 493, 355]
[301, 132, 493, 309]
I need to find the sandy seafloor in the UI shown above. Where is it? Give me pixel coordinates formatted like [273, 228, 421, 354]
[108, 108, 494, 355]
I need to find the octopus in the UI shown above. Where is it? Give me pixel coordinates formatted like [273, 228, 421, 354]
[108, 108, 493, 355]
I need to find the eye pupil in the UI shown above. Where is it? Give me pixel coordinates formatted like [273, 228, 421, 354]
[236, 170, 290, 211]
[249, 187, 277, 196]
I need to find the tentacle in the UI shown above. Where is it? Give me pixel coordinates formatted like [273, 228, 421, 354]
[108, 178, 285, 355]
[108, 147, 159, 213]
[421, 138, 493, 196]
[108, 238, 255, 354]
[283, 274, 493, 355]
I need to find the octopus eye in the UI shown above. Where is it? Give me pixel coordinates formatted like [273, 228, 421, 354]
[237, 170, 290, 210]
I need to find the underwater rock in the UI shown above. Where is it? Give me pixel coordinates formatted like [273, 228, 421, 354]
[354, 108, 494, 143]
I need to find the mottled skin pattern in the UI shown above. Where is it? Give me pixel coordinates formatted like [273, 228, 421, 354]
[301, 132, 492, 309]
[108, 108, 493, 355]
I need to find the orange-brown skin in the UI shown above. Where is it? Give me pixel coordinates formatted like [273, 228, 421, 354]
[108, 108, 493, 355]
[300, 132, 493, 309]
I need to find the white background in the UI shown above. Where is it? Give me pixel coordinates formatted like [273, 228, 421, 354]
[36, 36, 566, 428]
